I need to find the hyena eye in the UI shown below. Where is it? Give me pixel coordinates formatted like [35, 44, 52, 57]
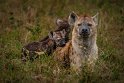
[87, 23, 92, 26]
[77, 23, 82, 26]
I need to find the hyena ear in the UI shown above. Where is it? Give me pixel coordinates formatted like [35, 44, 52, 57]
[56, 19, 63, 26]
[52, 32, 57, 39]
[48, 32, 53, 39]
[68, 11, 78, 26]
[61, 29, 66, 36]
[92, 12, 99, 26]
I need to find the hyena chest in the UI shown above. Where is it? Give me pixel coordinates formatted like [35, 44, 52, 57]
[70, 38, 96, 70]
[72, 38, 91, 56]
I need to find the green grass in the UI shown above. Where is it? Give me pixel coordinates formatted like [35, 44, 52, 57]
[0, 0, 124, 83]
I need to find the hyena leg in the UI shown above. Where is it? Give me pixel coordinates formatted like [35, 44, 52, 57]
[29, 51, 38, 62]
[21, 48, 29, 62]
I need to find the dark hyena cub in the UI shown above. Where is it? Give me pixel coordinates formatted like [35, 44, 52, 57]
[55, 19, 70, 42]
[21, 18, 71, 61]
[21, 29, 66, 61]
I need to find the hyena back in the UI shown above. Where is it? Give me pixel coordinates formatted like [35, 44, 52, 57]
[68, 12, 99, 71]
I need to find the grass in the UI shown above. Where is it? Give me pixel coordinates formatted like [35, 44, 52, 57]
[0, 0, 124, 83]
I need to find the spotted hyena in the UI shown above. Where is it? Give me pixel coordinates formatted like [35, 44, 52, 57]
[21, 29, 66, 61]
[68, 12, 99, 71]
[55, 12, 99, 71]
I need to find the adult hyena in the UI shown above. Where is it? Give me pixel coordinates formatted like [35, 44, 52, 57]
[68, 12, 99, 71]
[55, 12, 99, 71]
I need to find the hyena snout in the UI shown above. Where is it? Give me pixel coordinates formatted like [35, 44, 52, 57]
[79, 26, 90, 37]
[82, 28, 89, 34]
[56, 38, 66, 47]
[52, 29, 66, 47]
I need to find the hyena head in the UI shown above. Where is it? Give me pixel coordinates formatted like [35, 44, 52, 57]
[68, 12, 98, 39]
[49, 29, 66, 47]
[56, 19, 71, 42]
[56, 19, 70, 29]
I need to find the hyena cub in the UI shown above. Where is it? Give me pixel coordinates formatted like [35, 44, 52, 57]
[21, 29, 66, 61]
[55, 19, 70, 42]
[68, 12, 99, 71]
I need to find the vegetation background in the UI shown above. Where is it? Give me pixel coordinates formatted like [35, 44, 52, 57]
[0, 0, 124, 83]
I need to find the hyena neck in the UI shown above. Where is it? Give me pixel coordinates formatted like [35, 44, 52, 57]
[72, 29, 97, 57]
